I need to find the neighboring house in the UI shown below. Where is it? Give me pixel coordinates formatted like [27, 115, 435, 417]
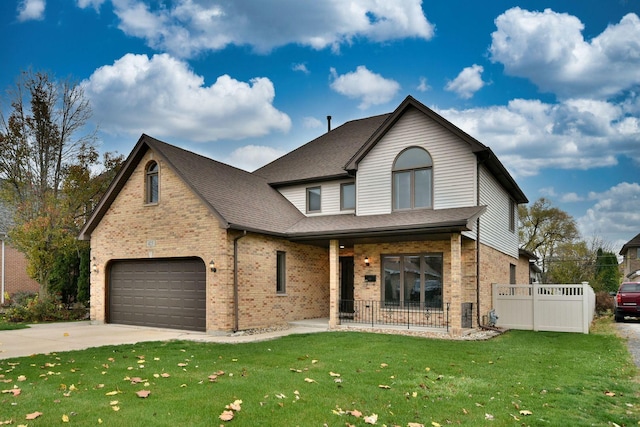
[519, 249, 541, 284]
[0, 201, 40, 304]
[620, 233, 640, 280]
[79, 96, 529, 335]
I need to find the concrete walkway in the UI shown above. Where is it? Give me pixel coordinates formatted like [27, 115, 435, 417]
[0, 319, 330, 360]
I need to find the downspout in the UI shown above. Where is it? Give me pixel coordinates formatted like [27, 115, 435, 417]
[476, 158, 483, 327]
[233, 230, 247, 332]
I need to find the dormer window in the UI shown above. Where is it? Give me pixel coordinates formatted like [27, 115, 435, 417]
[392, 147, 432, 210]
[145, 161, 159, 204]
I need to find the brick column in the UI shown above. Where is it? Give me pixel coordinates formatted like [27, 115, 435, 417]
[328, 239, 340, 328]
[449, 233, 462, 335]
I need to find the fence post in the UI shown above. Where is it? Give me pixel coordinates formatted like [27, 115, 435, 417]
[532, 283, 539, 331]
[581, 282, 590, 334]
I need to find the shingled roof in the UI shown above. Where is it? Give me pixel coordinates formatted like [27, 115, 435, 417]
[79, 135, 306, 240]
[79, 96, 527, 242]
[254, 113, 390, 185]
[620, 232, 640, 255]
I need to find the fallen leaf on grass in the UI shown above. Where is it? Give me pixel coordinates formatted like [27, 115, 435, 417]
[2, 388, 20, 396]
[363, 413, 378, 424]
[604, 391, 616, 397]
[329, 372, 341, 377]
[17, 375, 26, 382]
[519, 409, 532, 416]
[136, 390, 151, 398]
[161, 373, 170, 378]
[408, 423, 425, 427]
[112, 406, 120, 412]
[109, 400, 119, 406]
[304, 378, 316, 383]
[226, 400, 242, 411]
[378, 385, 391, 389]
[219, 410, 234, 421]
[62, 414, 69, 422]
[105, 390, 121, 396]
[485, 413, 494, 420]
[349, 409, 362, 417]
[25, 411, 42, 420]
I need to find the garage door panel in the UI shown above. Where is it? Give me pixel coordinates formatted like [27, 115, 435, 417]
[109, 258, 206, 331]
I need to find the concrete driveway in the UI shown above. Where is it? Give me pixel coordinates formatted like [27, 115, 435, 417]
[0, 320, 329, 360]
[616, 319, 640, 368]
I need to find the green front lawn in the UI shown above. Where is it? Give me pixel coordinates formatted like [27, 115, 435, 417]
[0, 319, 637, 426]
[0, 314, 29, 330]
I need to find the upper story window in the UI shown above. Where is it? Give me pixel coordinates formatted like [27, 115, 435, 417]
[392, 147, 432, 210]
[145, 161, 159, 204]
[509, 199, 516, 232]
[307, 186, 321, 213]
[341, 182, 355, 211]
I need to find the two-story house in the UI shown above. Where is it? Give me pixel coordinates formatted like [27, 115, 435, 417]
[620, 232, 640, 280]
[79, 96, 528, 335]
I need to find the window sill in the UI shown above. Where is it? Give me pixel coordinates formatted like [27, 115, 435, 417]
[144, 202, 159, 207]
[276, 292, 287, 296]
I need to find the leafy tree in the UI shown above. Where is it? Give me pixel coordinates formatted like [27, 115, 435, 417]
[545, 240, 594, 284]
[593, 248, 621, 292]
[0, 70, 123, 298]
[519, 197, 580, 282]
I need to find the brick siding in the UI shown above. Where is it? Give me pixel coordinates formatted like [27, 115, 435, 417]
[90, 150, 329, 333]
[0, 241, 40, 300]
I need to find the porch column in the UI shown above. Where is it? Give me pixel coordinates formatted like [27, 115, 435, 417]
[328, 239, 340, 328]
[449, 233, 462, 335]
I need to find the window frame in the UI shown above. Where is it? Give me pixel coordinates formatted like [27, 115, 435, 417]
[145, 161, 159, 205]
[306, 186, 321, 213]
[509, 199, 516, 232]
[381, 253, 443, 310]
[391, 147, 433, 211]
[509, 263, 516, 284]
[276, 251, 286, 294]
[340, 182, 356, 211]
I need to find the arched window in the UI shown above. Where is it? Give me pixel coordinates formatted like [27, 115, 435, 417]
[145, 161, 159, 204]
[392, 147, 432, 210]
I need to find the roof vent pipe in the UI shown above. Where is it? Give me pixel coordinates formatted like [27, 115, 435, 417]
[327, 115, 332, 132]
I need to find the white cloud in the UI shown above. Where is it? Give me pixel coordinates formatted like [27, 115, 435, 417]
[417, 76, 430, 92]
[559, 192, 584, 203]
[292, 63, 310, 74]
[329, 66, 400, 109]
[80, 0, 434, 58]
[490, 8, 640, 99]
[82, 53, 291, 142]
[445, 64, 485, 99]
[17, 0, 45, 21]
[577, 182, 640, 246]
[75, 0, 105, 10]
[224, 145, 286, 172]
[437, 96, 640, 177]
[302, 117, 322, 129]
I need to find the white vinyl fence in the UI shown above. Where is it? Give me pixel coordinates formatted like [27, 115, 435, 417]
[492, 282, 595, 334]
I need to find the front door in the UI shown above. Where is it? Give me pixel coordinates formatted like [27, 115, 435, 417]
[339, 256, 354, 316]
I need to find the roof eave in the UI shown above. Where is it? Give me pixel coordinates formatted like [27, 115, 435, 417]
[287, 220, 472, 242]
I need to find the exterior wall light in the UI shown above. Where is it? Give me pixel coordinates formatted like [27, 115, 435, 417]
[364, 256, 370, 267]
[92, 257, 98, 273]
[209, 259, 217, 273]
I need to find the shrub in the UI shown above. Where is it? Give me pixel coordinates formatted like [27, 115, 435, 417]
[5, 293, 87, 323]
[595, 291, 614, 315]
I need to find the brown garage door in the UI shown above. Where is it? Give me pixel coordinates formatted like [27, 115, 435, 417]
[108, 258, 206, 331]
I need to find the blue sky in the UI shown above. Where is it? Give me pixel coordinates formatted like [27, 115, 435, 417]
[2, 0, 639, 251]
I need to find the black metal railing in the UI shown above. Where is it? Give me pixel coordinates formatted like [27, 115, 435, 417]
[339, 300, 449, 331]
